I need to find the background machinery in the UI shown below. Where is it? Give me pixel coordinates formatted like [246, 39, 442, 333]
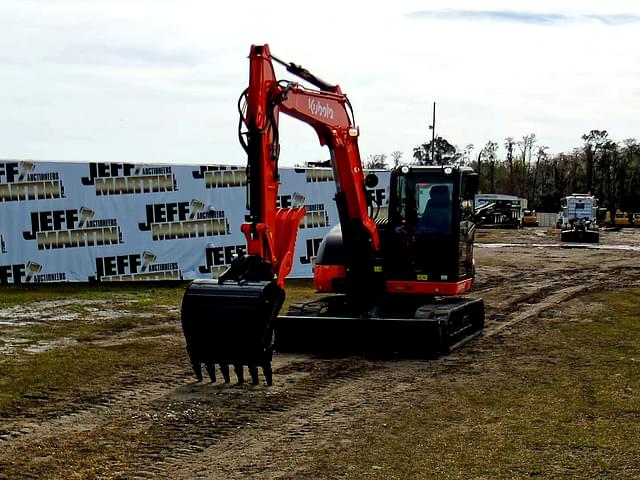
[522, 209, 539, 227]
[181, 44, 484, 385]
[474, 194, 524, 229]
[558, 194, 599, 243]
[607, 210, 633, 228]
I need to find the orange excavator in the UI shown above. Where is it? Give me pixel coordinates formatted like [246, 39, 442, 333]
[181, 44, 484, 385]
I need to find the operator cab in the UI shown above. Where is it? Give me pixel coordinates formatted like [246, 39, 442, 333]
[314, 165, 479, 295]
[385, 165, 478, 291]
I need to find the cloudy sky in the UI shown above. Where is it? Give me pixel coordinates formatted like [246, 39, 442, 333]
[1, 0, 639, 166]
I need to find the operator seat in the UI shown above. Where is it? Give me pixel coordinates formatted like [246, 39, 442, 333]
[419, 185, 452, 234]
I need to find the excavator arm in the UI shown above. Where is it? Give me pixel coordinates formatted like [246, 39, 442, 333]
[181, 44, 381, 386]
[235, 44, 379, 286]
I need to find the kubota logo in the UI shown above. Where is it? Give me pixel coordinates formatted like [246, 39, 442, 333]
[308, 99, 334, 120]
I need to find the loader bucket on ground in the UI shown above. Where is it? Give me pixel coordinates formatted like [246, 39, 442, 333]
[560, 229, 599, 243]
[274, 296, 484, 357]
[181, 279, 285, 385]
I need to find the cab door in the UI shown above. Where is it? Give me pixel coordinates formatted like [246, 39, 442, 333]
[458, 173, 477, 279]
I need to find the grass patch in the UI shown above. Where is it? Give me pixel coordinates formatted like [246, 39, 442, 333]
[0, 282, 188, 309]
[474, 229, 520, 243]
[0, 283, 190, 417]
[14, 314, 174, 345]
[130, 324, 181, 338]
[282, 278, 319, 312]
[474, 227, 552, 244]
[0, 280, 317, 417]
[1, 280, 315, 314]
[312, 287, 640, 479]
[0, 338, 183, 415]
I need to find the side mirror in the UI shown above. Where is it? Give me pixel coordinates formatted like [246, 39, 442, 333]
[365, 173, 379, 189]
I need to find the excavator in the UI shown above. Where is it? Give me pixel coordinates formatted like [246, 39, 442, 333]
[180, 44, 484, 385]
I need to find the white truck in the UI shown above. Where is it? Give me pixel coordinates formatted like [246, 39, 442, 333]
[557, 194, 599, 243]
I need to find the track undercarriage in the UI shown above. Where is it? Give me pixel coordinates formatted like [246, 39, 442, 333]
[275, 294, 484, 357]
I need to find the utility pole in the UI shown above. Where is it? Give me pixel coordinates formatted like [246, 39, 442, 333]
[428, 102, 436, 164]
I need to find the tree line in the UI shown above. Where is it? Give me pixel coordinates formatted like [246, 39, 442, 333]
[367, 130, 640, 214]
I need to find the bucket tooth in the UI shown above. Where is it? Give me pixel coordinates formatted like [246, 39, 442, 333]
[192, 362, 204, 383]
[263, 364, 273, 386]
[205, 363, 216, 383]
[220, 364, 231, 383]
[235, 365, 244, 384]
[249, 366, 260, 385]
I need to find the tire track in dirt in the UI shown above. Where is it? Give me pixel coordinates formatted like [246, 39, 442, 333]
[165, 360, 413, 480]
[483, 262, 640, 337]
[0, 355, 384, 478]
[90, 357, 385, 479]
[99, 255, 640, 478]
[0, 362, 192, 442]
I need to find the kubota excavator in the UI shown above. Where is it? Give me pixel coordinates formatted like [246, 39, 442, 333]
[180, 44, 484, 385]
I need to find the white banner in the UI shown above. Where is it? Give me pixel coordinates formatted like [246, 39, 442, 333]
[0, 160, 389, 284]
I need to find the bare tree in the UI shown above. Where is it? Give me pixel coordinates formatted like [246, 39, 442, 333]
[517, 133, 537, 197]
[390, 150, 403, 168]
[601, 139, 619, 217]
[504, 137, 515, 192]
[463, 144, 474, 166]
[531, 145, 548, 206]
[581, 129, 608, 195]
[365, 153, 388, 169]
[481, 141, 499, 192]
[621, 139, 640, 210]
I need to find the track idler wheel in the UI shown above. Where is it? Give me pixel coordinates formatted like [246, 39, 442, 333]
[181, 279, 284, 386]
[415, 297, 484, 355]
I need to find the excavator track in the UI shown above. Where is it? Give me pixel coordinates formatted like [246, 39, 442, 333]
[413, 297, 485, 354]
[274, 296, 484, 357]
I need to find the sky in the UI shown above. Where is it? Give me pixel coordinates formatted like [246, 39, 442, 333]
[1, 0, 639, 166]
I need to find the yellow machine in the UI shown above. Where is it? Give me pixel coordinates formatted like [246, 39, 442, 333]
[616, 211, 632, 227]
[522, 209, 538, 227]
[605, 210, 632, 227]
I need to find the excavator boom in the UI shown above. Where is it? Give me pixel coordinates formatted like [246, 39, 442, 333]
[181, 44, 381, 385]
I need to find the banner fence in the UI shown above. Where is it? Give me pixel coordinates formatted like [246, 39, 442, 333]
[0, 160, 389, 284]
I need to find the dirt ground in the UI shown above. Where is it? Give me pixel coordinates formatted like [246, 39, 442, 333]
[1, 227, 640, 479]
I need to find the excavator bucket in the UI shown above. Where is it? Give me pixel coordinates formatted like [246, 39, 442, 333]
[274, 296, 484, 357]
[181, 279, 285, 385]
